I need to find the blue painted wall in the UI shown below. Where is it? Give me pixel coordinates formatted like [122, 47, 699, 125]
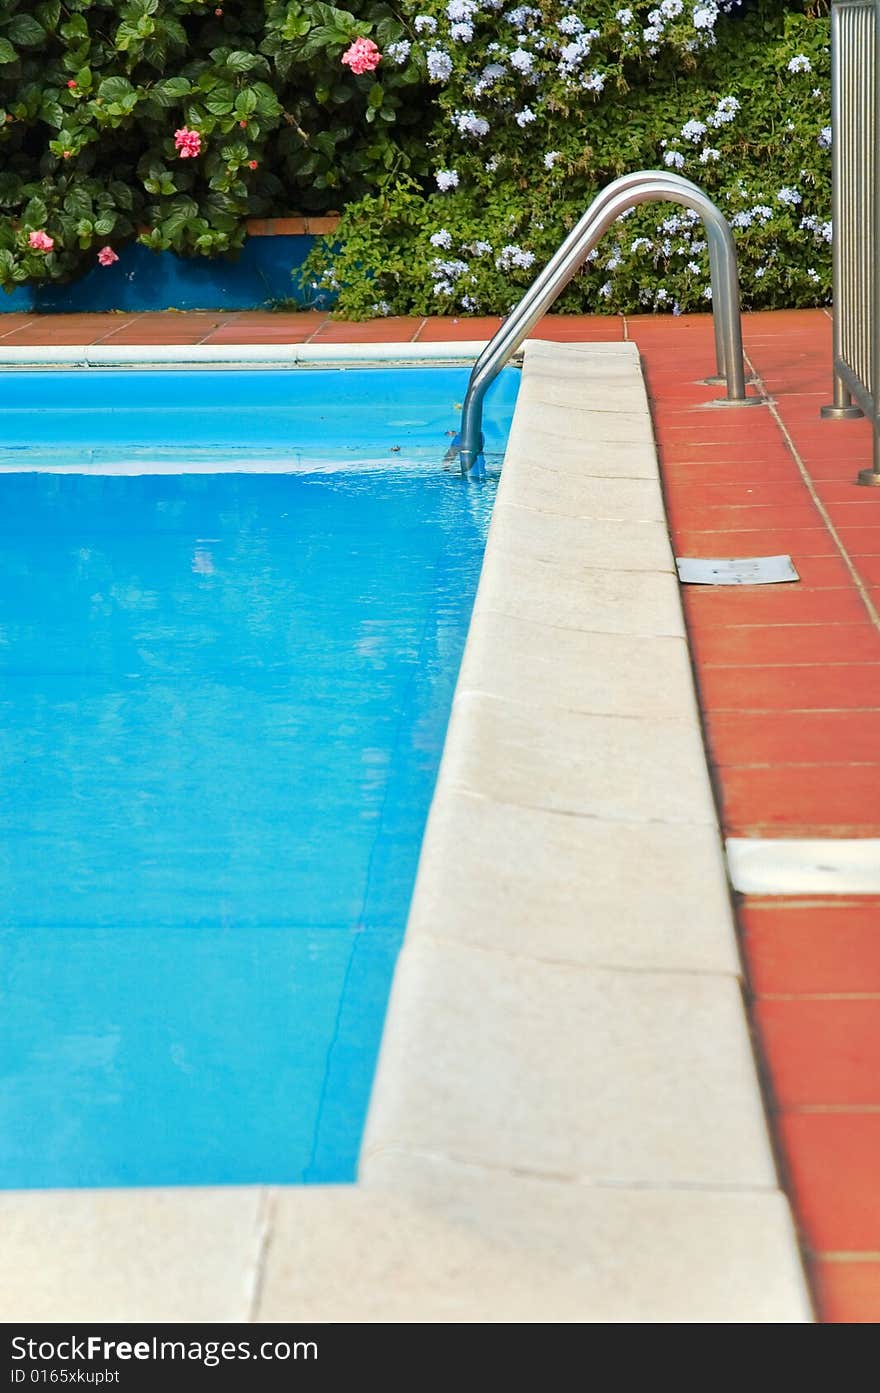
[0, 234, 332, 313]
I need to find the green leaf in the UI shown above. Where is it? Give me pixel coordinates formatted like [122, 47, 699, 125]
[39, 99, 64, 128]
[5, 15, 46, 46]
[0, 173, 23, 208]
[97, 77, 136, 105]
[150, 76, 190, 107]
[0, 39, 16, 64]
[204, 93, 234, 116]
[36, 1, 61, 33]
[224, 50, 262, 73]
[60, 16, 89, 41]
[23, 196, 49, 228]
[234, 89, 259, 117]
[63, 188, 92, 217]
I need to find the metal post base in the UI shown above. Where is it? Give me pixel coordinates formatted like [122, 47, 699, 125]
[701, 375, 759, 387]
[709, 394, 766, 407]
[821, 403, 865, 419]
[857, 468, 880, 486]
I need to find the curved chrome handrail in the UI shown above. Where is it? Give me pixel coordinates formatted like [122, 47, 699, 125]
[459, 171, 754, 474]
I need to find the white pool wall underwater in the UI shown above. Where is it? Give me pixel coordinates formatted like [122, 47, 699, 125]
[0, 337, 812, 1323]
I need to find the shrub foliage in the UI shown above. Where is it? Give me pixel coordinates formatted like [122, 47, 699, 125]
[305, 0, 833, 317]
[0, 0, 426, 289]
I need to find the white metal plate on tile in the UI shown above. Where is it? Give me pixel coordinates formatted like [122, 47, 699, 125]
[726, 838, 880, 894]
[675, 555, 799, 586]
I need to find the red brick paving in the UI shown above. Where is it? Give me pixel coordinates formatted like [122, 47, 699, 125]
[643, 306, 880, 1324]
[7, 304, 879, 1321]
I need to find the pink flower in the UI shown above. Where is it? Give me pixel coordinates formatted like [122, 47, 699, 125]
[173, 126, 202, 158]
[97, 246, 119, 267]
[341, 37, 381, 75]
[28, 230, 54, 252]
[248, 160, 258, 169]
[67, 79, 77, 89]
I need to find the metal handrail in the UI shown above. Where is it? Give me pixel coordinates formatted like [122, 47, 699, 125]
[458, 170, 757, 474]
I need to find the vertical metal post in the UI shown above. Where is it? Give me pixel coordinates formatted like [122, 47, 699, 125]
[859, 0, 880, 482]
[823, 1, 864, 419]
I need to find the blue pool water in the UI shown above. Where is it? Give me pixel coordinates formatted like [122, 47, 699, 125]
[0, 366, 518, 1188]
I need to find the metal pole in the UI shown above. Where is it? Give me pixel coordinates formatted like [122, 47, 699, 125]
[823, 0, 865, 420]
[459, 172, 757, 474]
[859, 0, 880, 480]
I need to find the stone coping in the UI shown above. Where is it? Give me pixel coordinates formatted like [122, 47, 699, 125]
[1, 340, 812, 1323]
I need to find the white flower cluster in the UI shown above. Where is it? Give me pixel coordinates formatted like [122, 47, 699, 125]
[495, 243, 535, 270]
[435, 168, 460, 190]
[509, 47, 535, 72]
[385, 40, 411, 64]
[707, 95, 740, 127]
[505, 6, 542, 29]
[730, 204, 775, 228]
[427, 47, 454, 81]
[452, 109, 491, 137]
[680, 119, 707, 142]
[787, 54, 812, 73]
[472, 61, 506, 95]
[801, 214, 833, 243]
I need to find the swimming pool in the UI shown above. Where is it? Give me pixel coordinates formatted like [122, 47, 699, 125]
[0, 364, 519, 1188]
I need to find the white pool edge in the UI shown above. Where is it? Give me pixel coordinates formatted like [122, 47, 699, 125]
[0, 339, 813, 1324]
[0, 340, 502, 367]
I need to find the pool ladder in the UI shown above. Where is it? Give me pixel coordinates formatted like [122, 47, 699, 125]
[458, 170, 761, 475]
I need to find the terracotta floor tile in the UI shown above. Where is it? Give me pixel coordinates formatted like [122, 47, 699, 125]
[309, 318, 423, 342]
[811, 1261, 880, 1322]
[755, 999, 880, 1107]
[530, 318, 624, 341]
[197, 329, 324, 344]
[665, 480, 814, 509]
[705, 709, 880, 766]
[850, 557, 880, 587]
[742, 900, 880, 996]
[690, 622, 880, 668]
[777, 1113, 880, 1253]
[816, 481, 880, 504]
[718, 762, 880, 836]
[659, 455, 804, 481]
[674, 527, 840, 558]
[682, 585, 867, 627]
[695, 657, 880, 712]
[832, 527, 880, 557]
[668, 503, 825, 534]
[415, 317, 503, 341]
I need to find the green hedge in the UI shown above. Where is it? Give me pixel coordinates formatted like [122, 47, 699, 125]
[305, 0, 833, 316]
[0, 0, 427, 289]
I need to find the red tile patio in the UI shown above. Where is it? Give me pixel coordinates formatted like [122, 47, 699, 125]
[6, 304, 878, 1322]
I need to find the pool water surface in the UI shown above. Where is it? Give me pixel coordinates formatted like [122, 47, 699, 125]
[0, 366, 517, 1187]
